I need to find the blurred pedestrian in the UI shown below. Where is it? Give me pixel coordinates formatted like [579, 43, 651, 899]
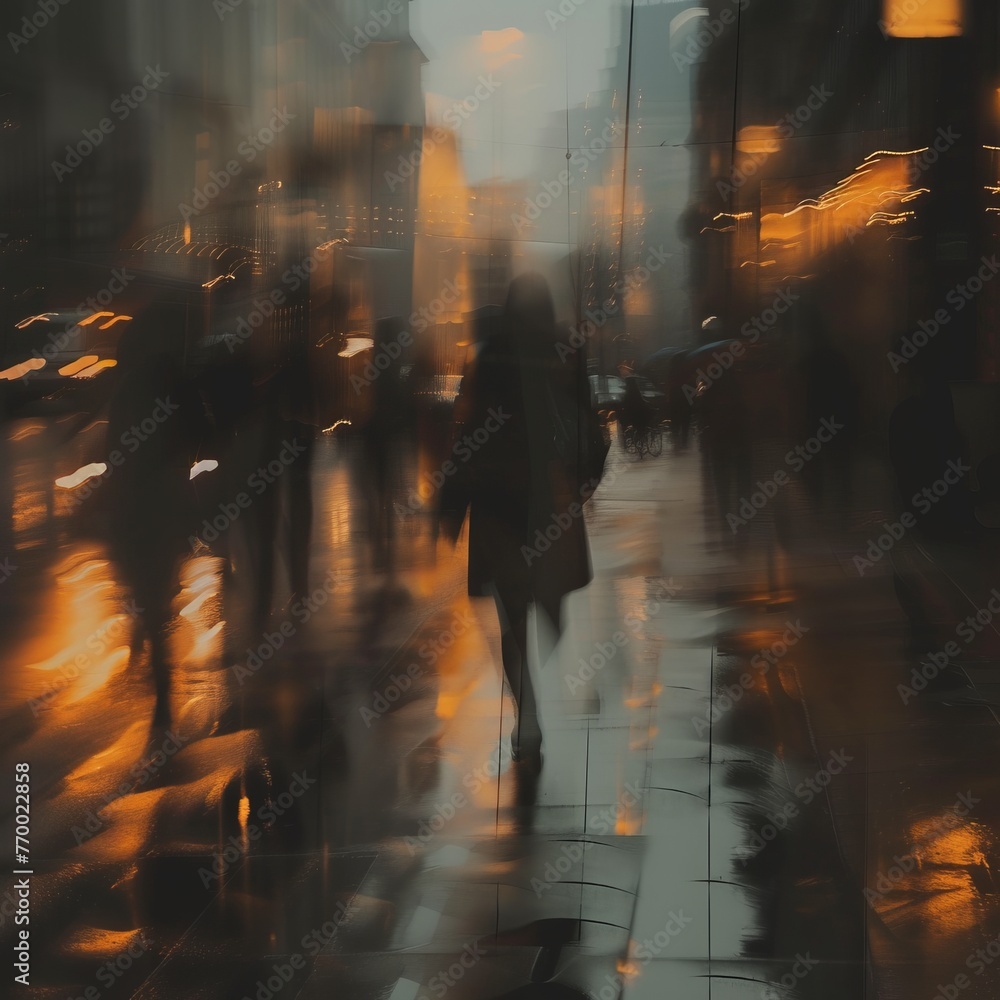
[106, 313, 208, 730]
[442, 274, 604, 773]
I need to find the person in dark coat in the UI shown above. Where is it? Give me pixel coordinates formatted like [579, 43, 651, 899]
[666, 351, 694, 449]
[246, 334, 318, 626]
[442, 274, 598, 772]
[105, 314, 208, 730]
[797, 327, 859, 520]
[359, 315, 413, 593]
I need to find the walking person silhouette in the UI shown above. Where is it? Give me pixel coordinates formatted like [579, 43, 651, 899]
[442, 273, 604, 774]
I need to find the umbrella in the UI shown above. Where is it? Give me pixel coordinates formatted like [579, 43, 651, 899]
[637, 346, 689, 387]
[642, 346, 688, 365]
[683, 338, 739, 363]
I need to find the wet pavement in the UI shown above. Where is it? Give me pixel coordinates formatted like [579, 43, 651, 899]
[2, 424, 999, 1000]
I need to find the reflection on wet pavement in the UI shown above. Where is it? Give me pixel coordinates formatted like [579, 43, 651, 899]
[0, 432, 895, 1000]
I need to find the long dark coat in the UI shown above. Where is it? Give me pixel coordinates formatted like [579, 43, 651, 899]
[444, 319, 597, 613]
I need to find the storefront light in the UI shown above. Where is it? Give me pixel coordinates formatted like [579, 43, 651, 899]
[338, 336, 374, 358]
[881, 0, 963, 38]
[736, 126, 781, 155]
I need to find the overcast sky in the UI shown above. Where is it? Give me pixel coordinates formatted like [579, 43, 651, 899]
[409, 0, 628, 183]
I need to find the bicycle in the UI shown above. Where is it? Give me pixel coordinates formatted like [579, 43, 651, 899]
[616, 374, 666, 460]
[620, 417, 663, 459]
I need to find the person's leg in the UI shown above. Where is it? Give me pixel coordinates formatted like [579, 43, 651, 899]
[149, 624, 172, 729]
[286, 424, 314, 599]
[491, 584, 541, 766]
[250, 486, 278, 627]
[119, 535, 175, 729]
[536, 588, 563, 638]
[533, 584, 566, 682]
[131, 573, 173, 729]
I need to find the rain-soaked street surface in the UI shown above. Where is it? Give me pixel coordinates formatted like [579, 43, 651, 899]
[4, 418, 1000, 1000]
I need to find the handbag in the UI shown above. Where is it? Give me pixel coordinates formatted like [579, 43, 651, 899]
[544, 372, 609, 492]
